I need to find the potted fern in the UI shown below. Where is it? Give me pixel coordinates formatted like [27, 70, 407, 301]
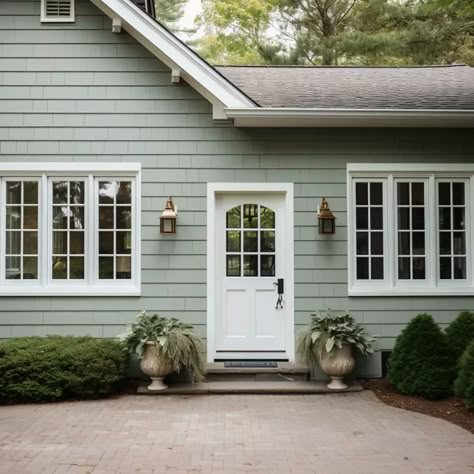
[119, 311, 205, 390]
[297, 309, 376, 389]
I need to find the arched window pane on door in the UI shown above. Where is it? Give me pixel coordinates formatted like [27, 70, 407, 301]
[226, 204, 275, 277]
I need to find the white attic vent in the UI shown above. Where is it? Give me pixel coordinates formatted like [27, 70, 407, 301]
[41, 0, 75, 23]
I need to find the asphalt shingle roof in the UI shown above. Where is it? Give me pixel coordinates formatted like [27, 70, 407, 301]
[216, 65, 474, 110]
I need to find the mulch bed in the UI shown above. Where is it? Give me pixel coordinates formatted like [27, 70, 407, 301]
[361, 379, 474, 434]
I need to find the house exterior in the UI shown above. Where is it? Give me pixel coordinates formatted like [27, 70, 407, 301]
[1, 0, 474, 377]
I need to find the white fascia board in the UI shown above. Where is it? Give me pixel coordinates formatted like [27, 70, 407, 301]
[89, 0, 255, 113]
[225, 108, 474, 128]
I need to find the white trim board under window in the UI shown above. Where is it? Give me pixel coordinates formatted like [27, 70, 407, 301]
[0, 163, 141, 296]
[347, 164, 474, 296]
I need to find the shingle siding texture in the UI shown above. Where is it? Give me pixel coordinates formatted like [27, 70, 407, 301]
[1, 1, 474, 377]
[216, 65, 474, 109]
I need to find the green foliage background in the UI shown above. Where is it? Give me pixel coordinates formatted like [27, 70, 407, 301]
[194, 0, 474, 65]
[445, 311, 474, 365]
[455, 340, 474, 409]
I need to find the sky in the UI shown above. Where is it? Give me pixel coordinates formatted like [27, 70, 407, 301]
[180, 0, 202, 29]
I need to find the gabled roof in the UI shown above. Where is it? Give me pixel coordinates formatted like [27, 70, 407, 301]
[91, 0, 474, 127]
[90, 0, 257, 118]
[217, 65, 474, 110]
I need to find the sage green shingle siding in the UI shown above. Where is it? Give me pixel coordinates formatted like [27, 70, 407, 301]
[1, 1, 474, 376]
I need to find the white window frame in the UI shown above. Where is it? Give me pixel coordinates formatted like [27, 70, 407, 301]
[348, 163, 474, 296]
[351, 178, 389, 289]
[41, 0, 75, 23]
[0, 163, 141, 296]
[1, 177, 43, 287]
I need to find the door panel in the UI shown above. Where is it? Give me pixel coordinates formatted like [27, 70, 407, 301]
[216, 193, 286, 353]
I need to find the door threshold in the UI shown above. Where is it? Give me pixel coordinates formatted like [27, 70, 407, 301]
[215, 359, 289, 363]
[213, 351, 290, 361]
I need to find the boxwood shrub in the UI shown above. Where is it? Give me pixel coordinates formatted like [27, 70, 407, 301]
[388, 313, 456, 400]
[455, 340, 474, 409]
[0, 336, 127, 403]
[445, 311, 474, 365]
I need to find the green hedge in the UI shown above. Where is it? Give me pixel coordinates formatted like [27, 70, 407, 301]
[0, 336, 127, 403]
[388, 313, 456, 400]
[455, 340, 474, 409]
[445, 311, 474, 365]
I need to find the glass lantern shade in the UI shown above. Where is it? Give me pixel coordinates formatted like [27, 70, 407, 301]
[160, 197, 177, 234]
[318, 197, 336, 235]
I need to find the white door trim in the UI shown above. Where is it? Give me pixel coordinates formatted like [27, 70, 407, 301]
[207, 183, 295, 362]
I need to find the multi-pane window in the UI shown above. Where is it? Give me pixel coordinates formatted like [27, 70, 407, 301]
[438, 181, 467, 280]
[4, 180, 39, 280]
[226, 204, 276, 277]
[98, 181, 133, 280]
[350, 168, 472, 294]
[397, 182, 426, 280]
[51, 180, 85, 280]
[354, 182, 384, 280]
[0, 167, 139, 294]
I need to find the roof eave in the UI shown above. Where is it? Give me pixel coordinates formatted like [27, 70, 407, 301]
[89, 0, 256, 116]
[225, 108, 474, 128]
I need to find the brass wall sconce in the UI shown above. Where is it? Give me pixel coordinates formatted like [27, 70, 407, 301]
[160, 196, 177, 234]
[318, 197, 336, 235]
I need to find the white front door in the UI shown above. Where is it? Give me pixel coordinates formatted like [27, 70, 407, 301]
[214, 192, 289, 358]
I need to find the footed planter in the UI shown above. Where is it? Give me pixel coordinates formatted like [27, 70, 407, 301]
[140, 342, 172, 390]
[318, 344, 355, 390]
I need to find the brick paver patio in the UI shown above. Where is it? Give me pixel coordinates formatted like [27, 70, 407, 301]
[0, 392, 472, 473]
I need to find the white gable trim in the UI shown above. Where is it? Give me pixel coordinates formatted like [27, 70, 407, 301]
[89, 0, 256, 117]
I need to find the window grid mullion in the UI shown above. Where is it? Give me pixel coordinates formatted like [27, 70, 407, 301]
[89, 175, 95, 286]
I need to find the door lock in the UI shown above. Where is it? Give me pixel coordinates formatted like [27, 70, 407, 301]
[274, 278, 284, 309]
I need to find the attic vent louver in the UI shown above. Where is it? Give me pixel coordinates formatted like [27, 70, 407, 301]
[41, 0, 75, 23]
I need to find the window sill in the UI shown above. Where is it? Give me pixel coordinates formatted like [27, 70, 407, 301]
[349, 287, 474, 297]
[0, 287, 141, 297]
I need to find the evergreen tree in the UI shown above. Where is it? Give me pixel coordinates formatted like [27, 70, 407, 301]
[388, 313, 456, 400]
[445, 311, 474, 365]
[155, 0, 188, 30]
[196, 0, 474, 65]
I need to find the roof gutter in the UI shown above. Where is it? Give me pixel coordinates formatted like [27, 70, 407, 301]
[224, 108, 474, 128]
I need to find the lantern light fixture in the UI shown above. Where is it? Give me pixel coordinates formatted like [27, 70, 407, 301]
[160, 196, 177, 234]
[318, 197, 336, 235]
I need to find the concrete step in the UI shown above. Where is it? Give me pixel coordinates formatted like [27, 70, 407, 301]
[205, 362, 309, 382]
[137, 381, 363, 395]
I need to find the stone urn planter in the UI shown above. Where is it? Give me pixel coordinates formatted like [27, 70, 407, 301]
[140, 342, 173, 391]
[297, 310, 376, 391]
[318, 343, 355, 390]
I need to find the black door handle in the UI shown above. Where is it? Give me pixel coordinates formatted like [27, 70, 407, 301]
[274, 278, 284, 309]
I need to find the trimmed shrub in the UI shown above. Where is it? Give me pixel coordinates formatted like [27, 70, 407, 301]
[445, 311, 474, 364]
[455, 341, 474, 409]
[388, 313, 456, 400]
[0, 336, 127, 403]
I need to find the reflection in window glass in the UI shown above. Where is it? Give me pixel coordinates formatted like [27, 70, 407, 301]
[5, 181, 39, 280]
[51, 181, 85, 280]
[98, 181, 133, 280]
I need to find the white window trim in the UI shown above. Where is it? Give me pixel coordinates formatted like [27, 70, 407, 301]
[0, 163, 141, 296]
[41, 0, 75, 23]
[347, 163, 474, 296]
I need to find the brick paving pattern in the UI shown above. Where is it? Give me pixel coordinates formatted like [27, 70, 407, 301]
[0, 392, 472, 473]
